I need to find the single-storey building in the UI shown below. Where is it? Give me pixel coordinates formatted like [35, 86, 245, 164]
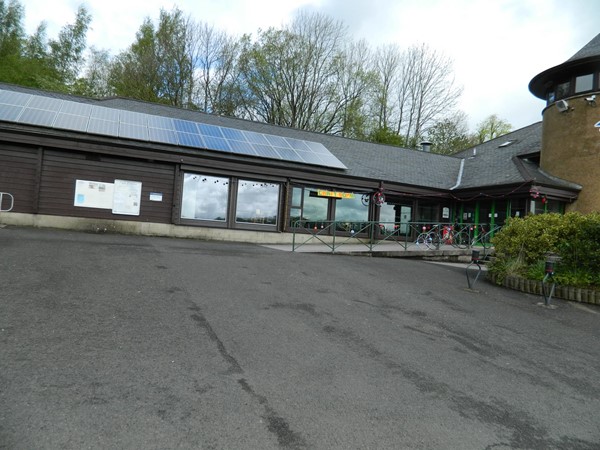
[1, 33, 598, 244]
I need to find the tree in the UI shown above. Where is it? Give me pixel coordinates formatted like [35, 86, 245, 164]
[0, 0, 24, 59]
[238, 10, 352, 133]
[109, 18, 162, 103]
[333, 39, 375, 138]
[75, 47, 113, 97]
[189, 22, 242, 115]
[425, 111, 475, 154]
[0, 1, 91, 92]
[368, 126, 404, 147]
[475, 114, 512, 143]
[369, 43, 463, 148]
[48, 5, 91, 87]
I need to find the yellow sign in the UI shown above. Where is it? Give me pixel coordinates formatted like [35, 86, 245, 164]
[317, 190, 355, 199]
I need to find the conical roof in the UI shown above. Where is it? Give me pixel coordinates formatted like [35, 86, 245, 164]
[567, 33, 600, 61]
[529, 33, 600, 99]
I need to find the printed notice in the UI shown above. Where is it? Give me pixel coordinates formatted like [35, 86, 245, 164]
[112, 179, 142, 216]
[74, 180, 114, 209]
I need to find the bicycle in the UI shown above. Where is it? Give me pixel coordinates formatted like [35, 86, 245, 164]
[416, 224, 469, 250]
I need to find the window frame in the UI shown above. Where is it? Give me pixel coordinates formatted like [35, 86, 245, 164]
[179, 170, 282, 231]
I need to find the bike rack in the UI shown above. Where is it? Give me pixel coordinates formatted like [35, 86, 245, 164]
[465, 249, 483, 290]
[0, 192, 14, 212]
[540, 257, 558, 308]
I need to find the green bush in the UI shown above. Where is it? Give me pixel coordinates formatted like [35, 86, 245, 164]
[490, 212, 600, 289]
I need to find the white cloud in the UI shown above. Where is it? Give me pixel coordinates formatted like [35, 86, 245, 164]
[21, 0, 600, 132]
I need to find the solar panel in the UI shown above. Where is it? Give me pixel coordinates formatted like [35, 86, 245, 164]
[264, 134, 290, 148]
[173, 119, 198, 134]
[220, 128, 246, 141]
[177, 131, 204, 147]
[227, 140, 256, 155]
[0, 89, 347, 170]
[0, 105, 23, 121]
[54, 113, 89, 132]
[90, 105, 118, 121]
[27, 96, 63, 111]
[148, 127, 178, 144]
[147, 115, 173, 129]
[18, 108, 57, 127]
[119, 123, 148, 140]
[0, 90, 30, 106]
[198, 123, 223, 138]
[243, 131, 270, 145]
[60, 101, 92, 116]
[87, 118, 119, 136]
[203, 135, 231, 152]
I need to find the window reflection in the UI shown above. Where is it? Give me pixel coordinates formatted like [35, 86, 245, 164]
[181, 173, 229, 221]
[575, 74, 593, 93]
[303, 191, 328, 226]
[334, 195, 368, 222]
[334, 194, 368, 232]
[236, 180, 280, 225]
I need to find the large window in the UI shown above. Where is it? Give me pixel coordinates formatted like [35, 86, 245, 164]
[181, 174, 229, 221]
[236, 180, 280, 225]
[334, 194, 368, 232]
[575, 74, 594, 93]
[302, 191, 329, 228]
[289, 186, 369, 231]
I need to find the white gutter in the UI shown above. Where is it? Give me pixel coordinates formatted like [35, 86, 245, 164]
[449, 158, 465, 190]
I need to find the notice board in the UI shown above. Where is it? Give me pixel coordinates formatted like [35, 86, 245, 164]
[112, 179, 142, 216]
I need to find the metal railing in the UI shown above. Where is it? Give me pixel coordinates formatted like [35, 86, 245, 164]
[291, 220, 502, 253]
[0, 192, 14, 212]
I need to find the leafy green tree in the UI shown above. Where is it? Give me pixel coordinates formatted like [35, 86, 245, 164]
[425, 112, 475, 154]
[475, 114, 512, 143]
[48, 5, 91, 87]
[238, 10, 362, 133]
[0, 0, 24, 58]
[109, 18, 162, 103]
[368, 126, 404, 147]
[0, 1, 91, 92]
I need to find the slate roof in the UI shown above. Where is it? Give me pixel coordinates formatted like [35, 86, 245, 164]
[567, 33, 600, 62]
[98, 96, 464, 190]
[0, 83, 462, 190]
[530, 33, 600, 99]
[452, 123, 580, 191]
[0, 83, 579, 194]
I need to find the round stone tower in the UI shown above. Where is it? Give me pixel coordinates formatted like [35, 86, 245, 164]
[529, 33, 600, 213]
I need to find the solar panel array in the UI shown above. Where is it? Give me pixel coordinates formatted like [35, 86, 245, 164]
[0, 89, 347, 170]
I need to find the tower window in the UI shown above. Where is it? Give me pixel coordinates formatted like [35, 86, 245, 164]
[556, 81, 570, 99]
[575, 74, 593, 93]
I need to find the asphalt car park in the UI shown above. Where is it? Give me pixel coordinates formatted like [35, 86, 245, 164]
[1, 226, 599, 449]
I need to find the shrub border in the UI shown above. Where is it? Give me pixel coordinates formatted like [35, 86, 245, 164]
[487, 273, 600, 306]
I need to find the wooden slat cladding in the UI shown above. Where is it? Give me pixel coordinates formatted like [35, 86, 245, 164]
[0, 145, 38, 213]
[39, 150, 175, 223]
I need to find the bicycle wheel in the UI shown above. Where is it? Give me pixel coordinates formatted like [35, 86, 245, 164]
[361, 193, 370, 206]
[453, 231, 469, 249]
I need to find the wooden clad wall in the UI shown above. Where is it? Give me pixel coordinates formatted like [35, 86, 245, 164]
[39, 149, 175, 223]
[0, 145, 39, 213]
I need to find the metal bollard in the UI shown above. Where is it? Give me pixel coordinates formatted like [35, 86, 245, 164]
[466, 249, 482, 290]
[541, 258, 556, 306]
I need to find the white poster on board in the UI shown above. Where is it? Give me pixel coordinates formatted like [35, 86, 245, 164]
[74, 180, 114, 209]
[112, 179, 142, 216]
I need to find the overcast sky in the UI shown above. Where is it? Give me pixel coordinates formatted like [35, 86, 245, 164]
[22, 0, 600, 132]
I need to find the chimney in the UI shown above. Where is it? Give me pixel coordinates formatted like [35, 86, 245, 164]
[420, 141, 432, 152]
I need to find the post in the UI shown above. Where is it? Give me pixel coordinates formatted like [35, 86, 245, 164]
[466, 249, 483, 290]
[541, 257, 557, 306]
